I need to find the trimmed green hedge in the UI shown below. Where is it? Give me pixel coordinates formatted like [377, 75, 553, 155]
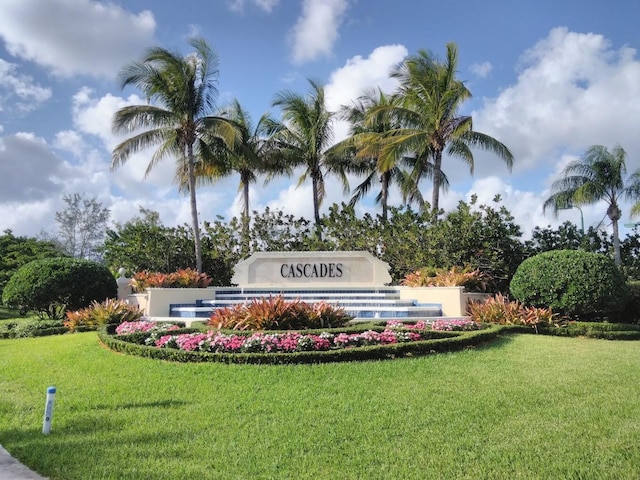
[510, 250, 629, 320]
[98, 325, 504, 365]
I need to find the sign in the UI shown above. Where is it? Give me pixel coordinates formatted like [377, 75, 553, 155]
[232, 251, 392, 286]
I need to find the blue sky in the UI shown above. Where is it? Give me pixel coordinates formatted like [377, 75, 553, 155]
[1, 0, 639, 241]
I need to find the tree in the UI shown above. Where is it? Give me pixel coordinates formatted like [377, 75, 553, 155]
[102, 208, 195, 274]
[0, 230, 65, 300]
[371, 43, 513, 219]
[270, 79, 351, 239]
[191, 99, 274, 255]
[111, 37, 237, 273]
[337, 88, 422, 222]
[54, 193, 110, 260]
[543, 144, 640, 265]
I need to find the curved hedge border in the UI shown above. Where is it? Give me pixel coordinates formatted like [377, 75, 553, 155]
[503, 322, 640, 340]
[98, 324, 505, 365]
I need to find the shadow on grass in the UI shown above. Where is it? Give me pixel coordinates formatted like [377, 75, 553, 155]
[94, 399, 189, 410]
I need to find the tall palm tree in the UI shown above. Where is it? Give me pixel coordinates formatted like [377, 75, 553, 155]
[543, 144, 640, 265]
[370, 43, 513, 220]
[335, 88, 427, 222]
[270, 79, 351, 239]
[111, 38, 236, 273]
[188, 99, 274, 255]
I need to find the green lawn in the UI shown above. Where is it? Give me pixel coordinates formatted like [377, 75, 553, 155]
[1, 332, 639, 479]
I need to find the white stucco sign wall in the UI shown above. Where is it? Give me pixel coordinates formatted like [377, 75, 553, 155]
[232, 251, 392, 287]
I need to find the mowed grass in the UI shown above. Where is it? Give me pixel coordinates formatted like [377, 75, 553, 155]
[0, 332, 639, 479]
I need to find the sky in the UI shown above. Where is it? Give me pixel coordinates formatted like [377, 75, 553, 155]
[1, 0, 639, 243]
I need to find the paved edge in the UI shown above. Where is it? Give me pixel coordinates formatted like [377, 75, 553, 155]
[0, 445, 48, 480]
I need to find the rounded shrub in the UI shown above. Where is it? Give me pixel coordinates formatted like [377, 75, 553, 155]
[2, 257, 117, 319]
[509, 250, 629, 320]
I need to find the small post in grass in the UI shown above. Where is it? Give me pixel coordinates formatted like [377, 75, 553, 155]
[42, 386, 56, 434]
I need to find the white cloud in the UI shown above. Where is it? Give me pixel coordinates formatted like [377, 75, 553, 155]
[473, 27, 640, 177]
[470, 61, 492, 78]
[0, 0, 156, 78]
[0, 59, 51, 112]
[0, 133, 63, 202]
[229, 0, 280, 13]
[290, 0, 349, 64]
[325, 44, 407, 142]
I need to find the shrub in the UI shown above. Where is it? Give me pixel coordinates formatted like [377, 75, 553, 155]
[2, 258, 117, 319]
[208, 296, 352, 330]
[468, 293, 556, 330]
[401, 266, 489, 291]
[619, 281, 640, 324]
[64, 299, 144, 332]
[131, 268, 212, 292]
[509, 250, 629, 320]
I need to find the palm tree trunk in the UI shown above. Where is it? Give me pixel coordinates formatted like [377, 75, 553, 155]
[312, 174, 322, 241]
[187, 144, 203, 273]
[612, 218, 622, 265]
[431, 150, 443, 221]
[381, 171, 389, 223]
[241, 177, 250, 256]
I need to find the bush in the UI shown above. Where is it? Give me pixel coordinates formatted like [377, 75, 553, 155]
[131, 268, 212, 292]
[400, 266, 489, 291]
[208, 296, 352, 330]
[619, 281, 640, 324]
[2, 257, 117, 319]
[467, 293, 556, 330]
[64, 298, 144, 332]
[510, 250, 629, 320]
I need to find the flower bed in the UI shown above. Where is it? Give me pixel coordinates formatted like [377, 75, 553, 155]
[114, 319, 483, 355]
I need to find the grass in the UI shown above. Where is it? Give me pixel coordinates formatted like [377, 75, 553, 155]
[0, 332, 639, 479]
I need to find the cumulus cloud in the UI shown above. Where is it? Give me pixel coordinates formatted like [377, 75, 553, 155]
[473, 27, 640, 176]
[470, 61, 492, 78]
[0, 0, 156, 78]
[325, 44, 407, 142]
[0, 59, 51, 112]
[228, 0, 280, 13]
[290, 0, 349, 64]
[0, 133, 64, 202]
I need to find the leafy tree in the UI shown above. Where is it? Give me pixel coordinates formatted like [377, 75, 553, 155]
[55, 193, 110, 260]
[0, 230, 65, 299]
[543, 144, 640, 265]
[248, 207, 314, 252]
[270, 79, 351, 239]
[102, 208, 195, 274]
[371, 43, 513, 219]
[434, 196, 524, 292]
[111, 38, 237, 273]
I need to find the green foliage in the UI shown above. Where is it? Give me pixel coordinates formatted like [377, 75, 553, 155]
[64, 298, 143, 332]
[0, 319, 67, 338]
[509, 250, 629, 320]
[619, 281, 640, 324]
[538, 321, 640, 340]
[208, 296, 352, 330]
[2, 258, 117, 319]
[0, 230, 65, 299]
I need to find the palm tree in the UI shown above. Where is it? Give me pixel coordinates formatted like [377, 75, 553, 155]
[543, 144, 640, 265]
[189, 99, 274, 255]
[335, 88, 426, 222]
[111, 38, 236, 273]
[369, 43, 513, 220]
[270, 79, 351, 239]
